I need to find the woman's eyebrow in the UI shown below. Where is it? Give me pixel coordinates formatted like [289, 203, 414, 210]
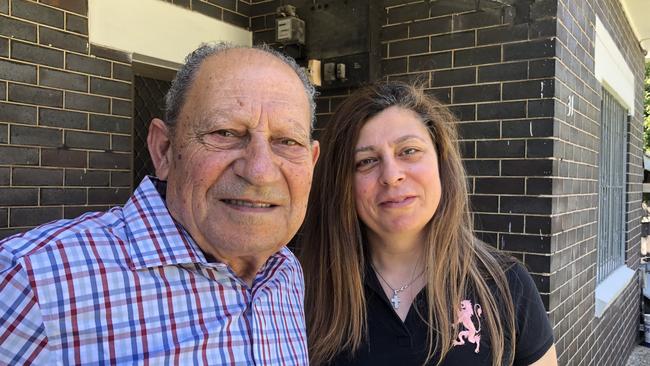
[354, 135, 426, 153]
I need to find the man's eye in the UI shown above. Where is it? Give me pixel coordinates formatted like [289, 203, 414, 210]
[214, 130, 236, 137]
[281, 139, 299, 146]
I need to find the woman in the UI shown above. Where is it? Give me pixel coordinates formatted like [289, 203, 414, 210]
[299, 81, 557, 366]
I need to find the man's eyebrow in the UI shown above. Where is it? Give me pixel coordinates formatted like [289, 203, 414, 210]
[354, 134, 427, 153]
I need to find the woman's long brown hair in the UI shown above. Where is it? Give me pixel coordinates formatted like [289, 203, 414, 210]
[299, 81, 516, 366]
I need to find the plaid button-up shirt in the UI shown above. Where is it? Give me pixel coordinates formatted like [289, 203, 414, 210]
[0, 177, 308, 365]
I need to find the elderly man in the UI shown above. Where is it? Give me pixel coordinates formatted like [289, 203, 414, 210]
[0, 43, 319, 365]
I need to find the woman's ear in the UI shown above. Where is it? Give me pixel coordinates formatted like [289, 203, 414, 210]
[147, 118, 173, 180]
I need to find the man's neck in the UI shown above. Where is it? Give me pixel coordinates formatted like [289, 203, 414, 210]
[205, 250, 277, 287]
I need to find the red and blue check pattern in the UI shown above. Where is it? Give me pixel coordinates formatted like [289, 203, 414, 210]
[0, 177, 308, 365]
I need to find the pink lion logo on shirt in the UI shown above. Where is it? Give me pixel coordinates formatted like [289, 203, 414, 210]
[452, 299, 482, 353]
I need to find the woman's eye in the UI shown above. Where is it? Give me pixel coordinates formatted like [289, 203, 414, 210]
[356, 158, 376, 168]
[402, 147, 419, 155]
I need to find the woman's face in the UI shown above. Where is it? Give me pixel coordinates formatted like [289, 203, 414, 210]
[353, 106, 442, 241]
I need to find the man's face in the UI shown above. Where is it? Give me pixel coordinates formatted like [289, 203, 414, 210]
[156, 49, 319, 261]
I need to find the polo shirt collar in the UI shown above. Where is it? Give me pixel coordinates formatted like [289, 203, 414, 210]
[123, 176, 207, 270]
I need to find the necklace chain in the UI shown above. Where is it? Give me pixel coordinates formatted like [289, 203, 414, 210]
[371, 262, 424, 310]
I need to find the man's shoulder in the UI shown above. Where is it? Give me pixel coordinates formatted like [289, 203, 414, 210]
[0, 206, 127, 272]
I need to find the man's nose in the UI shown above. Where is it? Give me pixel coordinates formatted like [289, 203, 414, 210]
[234, 136, 282, 185]
[380, 157, 405, 186]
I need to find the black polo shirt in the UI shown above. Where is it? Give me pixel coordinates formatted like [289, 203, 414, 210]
[328, 263, 553, 366]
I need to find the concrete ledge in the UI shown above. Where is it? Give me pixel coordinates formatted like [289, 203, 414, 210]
[595, 265, 636, 318]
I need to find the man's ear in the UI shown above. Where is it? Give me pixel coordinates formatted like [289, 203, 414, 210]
[147, 118, 173, 180]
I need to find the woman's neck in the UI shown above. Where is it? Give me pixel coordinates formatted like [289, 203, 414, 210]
[367, 230, 425, 274]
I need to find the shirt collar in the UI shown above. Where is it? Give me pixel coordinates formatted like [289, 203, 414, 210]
[123, 176, 208, 270]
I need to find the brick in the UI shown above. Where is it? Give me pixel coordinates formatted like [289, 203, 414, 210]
[89, 151, 130, 169]
[502, 119, 553, 138]
[10, 207, 62, 227]
[458, 121, 500, 139]
[530, 0, 556, 20]
[0, 146, 38, 164]
[0, 208, 6, 228]
[90, 77, 131, 98]
[0, 123, 5, 143]
[503, 79, 554, 100]
[252, 29, 274, 44]
[89, 114, 131, 134]
[503, 39, 555, 61]
[527, 139, 554, 158]
[113, 63, 132, 81]
[66, 53, 111, 77]
[499, 234, 550, 253]
[88, 187, 130, 204]
[477, 23, 529, 45]
[206, 0, 235, 11]
[39, 26, 88, 53]
[41, 148, 86, 167]
[526, 177, 552, 195]
[111, 134, 131, 152]
[65, 130, 110, 150]
[389, 37, 429, 57]
[475, 213, 524, 232]
[452, 84, 500, 103]
[0, 59, 37, 83]
[41, 187, 86, 205]
[0, 0, 6, 14]
[9, 83, 62, 107]
[0, 15, 36, 42]
[250, 15, 265, 30]
[0, 188, 38, 205]
[410, 17, 452, 37]
[529, 59, 555, 78]
[0, 102, 36, 125]
[448, 104, 475, 121]
[64, 205, 107, 219]
[11, 41, 63, 68]
[111, 171, 131, 187]
[387, 2, 429, 23]
[223, 9, 248, 29]
[530, 19, 556, 39]
[454, 45, 501, 67]
[382, 57, 407, 75]
[463, 159, 499, 176]
[89, 44, 131, 63]
[501, 196, 551, 214]
[0, 36, 7, 57]
[65, 169, 109, 186]
[13, 167, 63, 185]
[430, 30, 475, 52]
[478, 61, 527, 82]
[459, 140, 474, 158]
[424, 87, 451, 104]
[65, 92, 110, 113]
[477, 140, 525, 158]
[11, 125, 62, 147]
[0, 167, 8, 185]
[40, 0, 87, 15]
[528, 99, 555, 117]
[237, 0, 250, 16]
[65, 13, 87, 34]
[452, 9, 502, 30]
[39, 108, 87, 129]
[525, 216, 552, 235]
[39, 67, 88, 92]
[409, 52, 452, 72]
[470, 194, 498, 212]
[432, 67, 476, 87]
[112, 99, 132, 117]
[249, 0, 278, 17]
[381, 23, 408, 41]
[12, 0, 64, 28]
[193, 1, 222, 19]
[501, 159, 553, 176]
[476, 177, 525, 194]
[477, 101, 526, 120]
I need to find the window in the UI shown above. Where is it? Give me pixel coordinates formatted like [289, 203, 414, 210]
[596, 88, 628, 284]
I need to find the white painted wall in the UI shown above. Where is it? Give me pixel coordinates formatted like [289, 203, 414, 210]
[594, 16, 635, 115]
[88, 0, 252, 65]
